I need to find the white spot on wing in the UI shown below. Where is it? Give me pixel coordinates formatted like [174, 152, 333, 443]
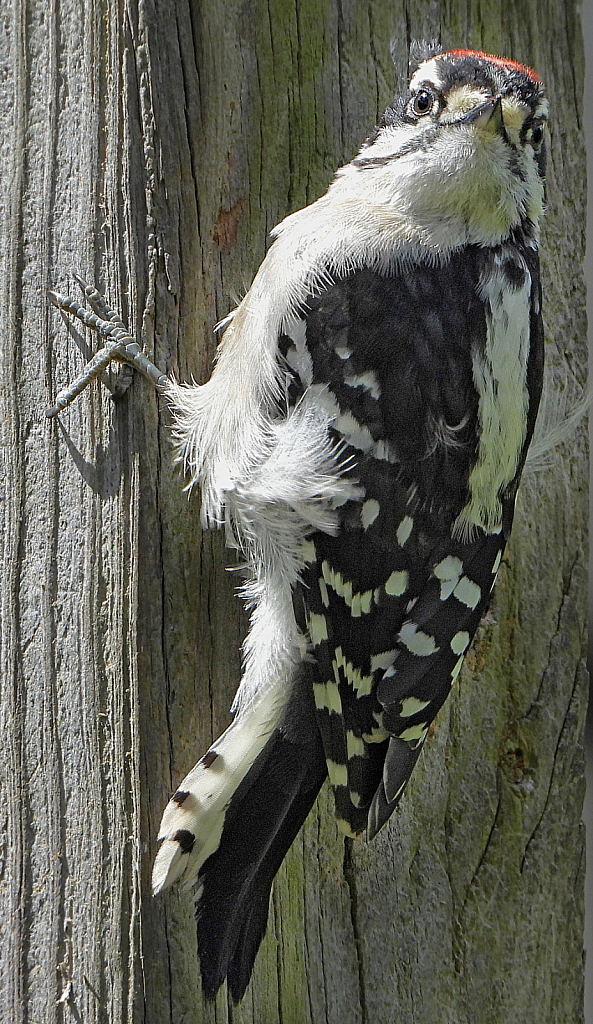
[372, 439, 398, 462]
[334, 410, 375, 451]
[327, 759, 348, 787]
[398, 723, 429, 743]
[397, 516, 414, 546]
[453, 576, 481, 610]
[399, 622, 438, 656]
[450, 631, 470, 654]
[363, 711, 389, 744]
[347, 732, 366, 758]
[400, 696, 431, 717]
[313, 681, 342, 714]
[370, 649, 397, 672]
[433, 555, 463, 599]
[434, 555, 463, 579]
[344, 371, 381, 399]
[361, 499, 380, 529]
[385, 570, 408, 596]
[308, 612, 328, 644]
[333, 646, 374, 695]
[362, 724, 389, 743]
[322, 561, 372, 615]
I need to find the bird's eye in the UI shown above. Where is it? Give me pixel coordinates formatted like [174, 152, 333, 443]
[530, 124, 545, 149]
[412, 89, 434, 116]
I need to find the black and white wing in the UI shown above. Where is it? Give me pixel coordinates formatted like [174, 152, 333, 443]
[289, 246, 542, 838]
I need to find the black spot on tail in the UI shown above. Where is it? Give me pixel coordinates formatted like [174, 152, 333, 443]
[173, 829, 195, 854]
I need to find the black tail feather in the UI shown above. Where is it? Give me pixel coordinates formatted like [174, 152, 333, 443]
[196, 669, 327, 1002]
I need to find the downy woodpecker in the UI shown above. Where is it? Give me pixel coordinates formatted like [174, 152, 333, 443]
[49, 46, 548, 1003]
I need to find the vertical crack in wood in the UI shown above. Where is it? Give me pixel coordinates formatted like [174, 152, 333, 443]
[520, 657, 587, 874]
[342, 838, 367, 1024]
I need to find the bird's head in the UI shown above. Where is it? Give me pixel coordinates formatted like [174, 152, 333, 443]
[346, 48, 548, 251]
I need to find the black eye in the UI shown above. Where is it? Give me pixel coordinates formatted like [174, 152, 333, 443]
[412, 89, 434, 116]
[530, 124, 545, 149]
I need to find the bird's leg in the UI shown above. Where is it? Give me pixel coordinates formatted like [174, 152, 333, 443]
[46, 274, 168, 418]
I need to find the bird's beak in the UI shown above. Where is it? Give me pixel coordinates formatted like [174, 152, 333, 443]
[457, 96, 506, 136]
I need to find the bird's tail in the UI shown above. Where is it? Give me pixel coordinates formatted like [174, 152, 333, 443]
[152, 665, 327, 1002]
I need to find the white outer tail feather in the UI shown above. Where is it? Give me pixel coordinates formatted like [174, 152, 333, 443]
[152, 680, 289, 894]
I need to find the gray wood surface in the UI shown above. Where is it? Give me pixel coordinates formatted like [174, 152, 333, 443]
[0, 2, 587, 1022]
